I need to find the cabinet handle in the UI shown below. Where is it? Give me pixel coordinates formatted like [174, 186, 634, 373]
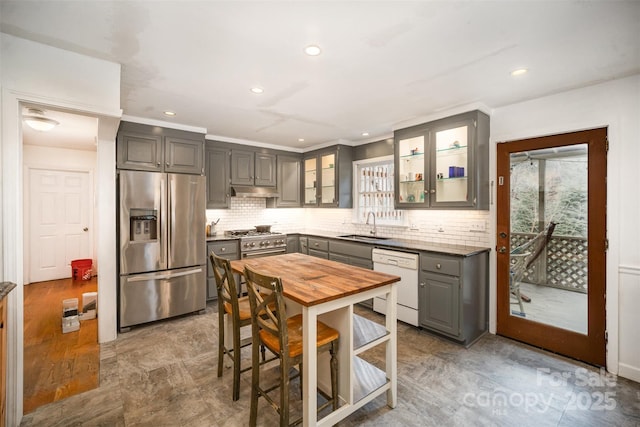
[419, 283, 425, 288]
[430, 189, 436, 194]
[166, 162, 170, 167]
[221, 248, 226, 252]
[436, 263, 441, 269]
[314, 242, 319, 247]
[157, 161, 161, 166]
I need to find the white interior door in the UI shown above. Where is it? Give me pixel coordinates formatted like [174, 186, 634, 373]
[29, 168, 92, 282]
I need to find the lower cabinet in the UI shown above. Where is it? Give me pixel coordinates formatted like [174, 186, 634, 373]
[307, 237, 329, 259]
[299, 236, 308, 254]
[328, 240, 373, 308]
[286, 234, 299, 253]
[206, 240, 239, 300]
[418, 251, 488, 346]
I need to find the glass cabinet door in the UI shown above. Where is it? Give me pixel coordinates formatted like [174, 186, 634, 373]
[397, 135, 426, 205]
[304, 157, 317, 205]
[320, 153, 336, 204]
[434, 124, 469, 204]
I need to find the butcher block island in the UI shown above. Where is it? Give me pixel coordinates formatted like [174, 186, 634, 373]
[231, 253, 401, 427]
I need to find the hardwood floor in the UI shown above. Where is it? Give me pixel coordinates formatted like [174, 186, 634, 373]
[23, 277, 99, 414]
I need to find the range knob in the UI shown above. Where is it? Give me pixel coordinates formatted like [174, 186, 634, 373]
[250, 242, 256, 247]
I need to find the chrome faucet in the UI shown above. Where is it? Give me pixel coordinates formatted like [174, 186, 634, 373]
[366, 211, 377, 237]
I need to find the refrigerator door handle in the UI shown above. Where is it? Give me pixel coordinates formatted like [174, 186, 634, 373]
[125, 267, 204, 283]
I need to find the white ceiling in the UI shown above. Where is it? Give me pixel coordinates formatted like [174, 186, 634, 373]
[2, 1, 639, 151]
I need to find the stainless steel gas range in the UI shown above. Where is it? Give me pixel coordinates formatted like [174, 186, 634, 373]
[225, 229, 287, 258]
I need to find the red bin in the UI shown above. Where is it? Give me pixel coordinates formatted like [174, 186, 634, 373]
[71, 259, 92, 281]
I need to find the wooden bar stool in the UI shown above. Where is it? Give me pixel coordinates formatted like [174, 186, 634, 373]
[244, 265, 339, 426]
[210, 252, 265, 401]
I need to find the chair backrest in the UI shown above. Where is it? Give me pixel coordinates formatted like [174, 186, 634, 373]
[510, 222, 557, 281]
[210, 252, 240, 317]
[244, 265, 288, 358]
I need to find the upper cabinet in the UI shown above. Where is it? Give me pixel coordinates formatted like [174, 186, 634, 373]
[303, 145, 353, 208]
[117, 122, 204, 175]
[231, 149, 276, 187]
[268, 154, 302, 208]
[394, 110, 489, 209]
[205, 144, 231, 209]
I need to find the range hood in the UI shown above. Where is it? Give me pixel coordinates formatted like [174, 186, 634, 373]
[231, 186, 280, 198]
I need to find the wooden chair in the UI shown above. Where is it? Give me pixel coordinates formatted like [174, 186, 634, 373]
[510, 222, 556, 314]
[244, 265, 340, 427]
[210, 252, 265, 401]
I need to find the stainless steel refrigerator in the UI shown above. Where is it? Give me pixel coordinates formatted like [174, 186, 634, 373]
[118, 170, 206, 332]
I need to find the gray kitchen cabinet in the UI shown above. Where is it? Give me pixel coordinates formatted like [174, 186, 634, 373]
[286, 234, 299, 253]
[117, 122, 205, 175]
[206, 240, 239, 301]
[394, 110, 489, 209]
[164, 136, 204, 174]
[329, 239, 374, 308]
[418, 250, 488, 346]
[231, 149, 276, 187]
[205, 144, 231, 209]
[274, 155, 302, 207]
[303, 145, 353, 208]
[307, 237, 329, 259]
[299, 236, 308, 254]
[328, 240, 373, 269]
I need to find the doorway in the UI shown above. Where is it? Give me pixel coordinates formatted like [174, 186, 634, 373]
[496, 128, 607, 366]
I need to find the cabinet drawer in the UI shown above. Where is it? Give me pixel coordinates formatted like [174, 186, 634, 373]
[329, 240, 371, 259]
[308, 237, 328, 251]
[208, 241, 239, 257]
[309, 248, 329, 259]
[420, 254, 460, 276]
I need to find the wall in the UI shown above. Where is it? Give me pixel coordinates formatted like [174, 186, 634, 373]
[207, 202, 490, 247]
[489, 74, 640, 381]
[22, 145, 98, 283]
[1, 33, 121, 426]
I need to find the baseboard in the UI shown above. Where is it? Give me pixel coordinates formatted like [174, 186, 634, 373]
[618, 363, 640, 383]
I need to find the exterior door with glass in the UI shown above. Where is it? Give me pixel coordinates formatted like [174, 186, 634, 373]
[496, 128, 607, 366]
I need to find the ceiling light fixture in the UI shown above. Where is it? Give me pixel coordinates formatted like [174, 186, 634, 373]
[511, 68, 528, 76]
[163, 111, 176, 116]
[298, 138, 305, 142]
[250, 87, 264, 94]
[304, 45, 322, 56]
[23, 108, 59, 132]
[362, 132, 369, 137]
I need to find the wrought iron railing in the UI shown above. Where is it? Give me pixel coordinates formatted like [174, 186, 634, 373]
[511, 233, 588, 293]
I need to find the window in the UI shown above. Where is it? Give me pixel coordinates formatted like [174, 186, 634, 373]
[353, 156, 405, 225]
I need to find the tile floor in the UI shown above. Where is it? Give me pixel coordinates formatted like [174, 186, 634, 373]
[20, 303, 640, 426]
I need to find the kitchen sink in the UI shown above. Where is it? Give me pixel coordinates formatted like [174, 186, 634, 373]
[337, 234, 390, 241]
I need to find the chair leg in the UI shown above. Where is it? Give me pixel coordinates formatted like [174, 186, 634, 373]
[232, 319, 241, 401]
[217, 311, 225, 378]
[250, 335, 260, 427]
[330, 341, 339, 411]
[280, 359, 290, 427]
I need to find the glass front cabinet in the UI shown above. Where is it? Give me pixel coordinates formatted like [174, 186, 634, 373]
[303, 145, 353, 208]
[394, 110, 489, 209]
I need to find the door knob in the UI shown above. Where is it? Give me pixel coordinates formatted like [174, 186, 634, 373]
[83, 227, 89, 232]
[498, 246, 507, 253]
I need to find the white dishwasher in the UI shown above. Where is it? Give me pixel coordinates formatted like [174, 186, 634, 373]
[372, 248, 419, 326]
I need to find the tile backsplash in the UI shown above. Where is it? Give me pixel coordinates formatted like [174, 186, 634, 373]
[207, 197, 490, 247]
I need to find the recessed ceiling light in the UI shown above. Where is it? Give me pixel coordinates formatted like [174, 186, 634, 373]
[250, 87, 264, 94]
[304, 45, 322, 56]
[511, 68, 528, 76]
[362, 132, 369, 137]
[298, 138, 305, 142]
[163, 111, 176, 116]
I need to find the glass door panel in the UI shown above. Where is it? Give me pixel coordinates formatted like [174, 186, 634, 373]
[397, 135, 425, 204]
[435, 125, 468, 203]
[508, 144, 588, 334]
[304, 157, 317, 204]
[320, 153, 335, 204]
